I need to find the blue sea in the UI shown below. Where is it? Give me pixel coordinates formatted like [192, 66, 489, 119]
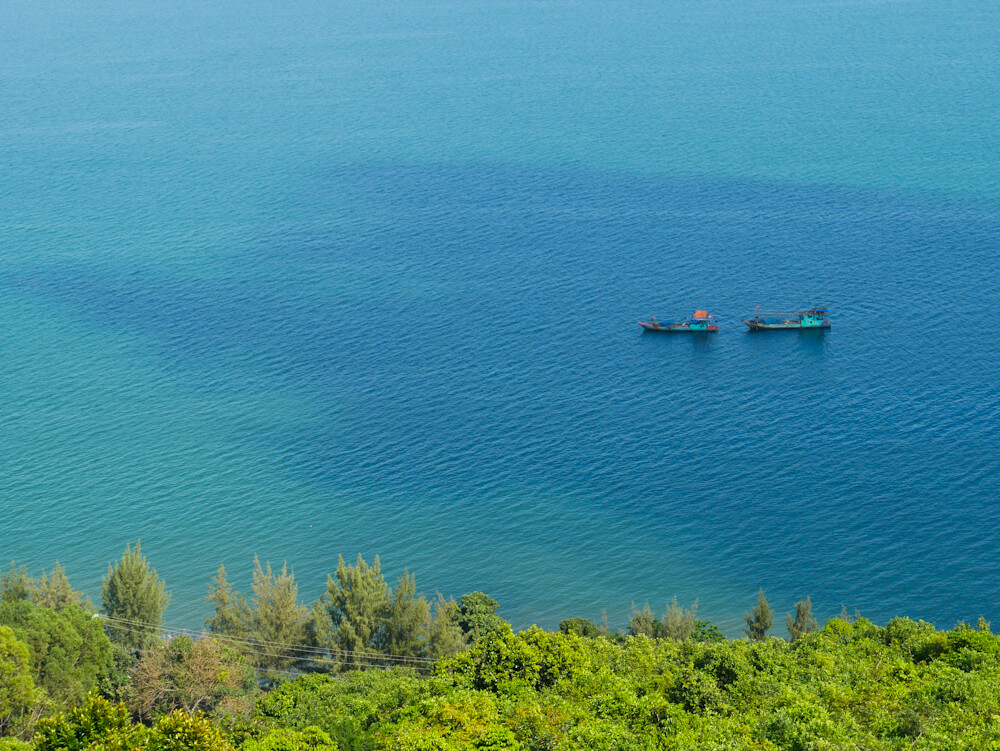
[2, 0, 999, 634]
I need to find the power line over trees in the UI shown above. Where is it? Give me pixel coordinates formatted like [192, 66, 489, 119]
[382, 571, 430, 657]
[130, 635, 255, 720]
[744, 588, 773, 642]
[208, 556, 460, 671]
[101, 542, 170, 650]
[249, 558, 309, 669]
[205, 560, 310, 670]
[316, 554, 392, 668]
[787, 597, 818, 642]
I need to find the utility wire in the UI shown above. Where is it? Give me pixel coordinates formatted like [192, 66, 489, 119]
[98, 614, 435, 664]
[101, 620, 432, 675]
[97, 615, 436, 672]
[99, 616, 434, 669]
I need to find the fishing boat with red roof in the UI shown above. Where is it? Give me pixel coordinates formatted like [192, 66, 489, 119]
[639, 310, 718, 332]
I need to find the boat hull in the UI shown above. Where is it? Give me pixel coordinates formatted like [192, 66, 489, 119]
[640, 322, 718, 332]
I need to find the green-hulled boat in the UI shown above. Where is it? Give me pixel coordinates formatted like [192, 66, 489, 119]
[743, 307, 831, 331]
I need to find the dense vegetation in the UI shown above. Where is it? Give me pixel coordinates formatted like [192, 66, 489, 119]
[3, 544, 1000, 750]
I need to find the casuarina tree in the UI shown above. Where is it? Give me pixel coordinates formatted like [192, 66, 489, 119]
[249, 557, 309, 669]
[381, 570, 430, 657]
[628, 602, 656, 637]
[318, 554, 391, 667]
[101, 542, 170, 650]
[787, 597, 818, 642]
[744, 588, 773, 641]
[426, 594, 467, 659]
[205, 564, 251, 638]
[28, 563, 89, 612]
[661, 597, 699, 642]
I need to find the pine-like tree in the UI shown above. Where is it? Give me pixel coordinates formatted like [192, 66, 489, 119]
[101, 542, 170, 650]
[425, 594, 467, 659]
[249, 557, 308, 669]
[787, 597, 818, 642]
[29, 563, 89, 612]
[320, 554, 391, 666]
[628, 602, 657, 637]
[204, 564, 251, 637]
[660, 596, 699, 642]
[381, 571, 430, 657]
[1, 563, 30, 603]
[744, 588, 773, 642]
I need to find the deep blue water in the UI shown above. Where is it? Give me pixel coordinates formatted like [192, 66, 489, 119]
[1, 0, 999, 634]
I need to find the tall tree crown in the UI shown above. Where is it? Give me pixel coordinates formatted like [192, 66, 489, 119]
[787, 597, 818, 642]
[744, 588, 773, 642]
[249, 557, 308, 669]
[205, 564, 251, 637]
[661, 596, 699, 642]
[29, 563, 89, 612]
[321, 554, 391, 664]
[101, 542, 170, 649]
[382, 570, 430, 657]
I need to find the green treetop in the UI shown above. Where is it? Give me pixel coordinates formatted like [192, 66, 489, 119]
[382, 571, 430, 657]
[205, 564, 251, 638]
[28, 564, 89, 613]
[35, 695, 232, 751]
[456, 592, 507, 641]
[0, 625, 39, 739]
[0, 599, 111, 710]
[787, 597, 818, 642]
[744, 588, 773, 641]
[318, 554, 391, 666]
[249, 557, 309, 669]
[559, 617, 601, 638]
[101, 542, 170, 650]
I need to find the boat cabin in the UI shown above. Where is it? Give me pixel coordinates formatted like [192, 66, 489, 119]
[800, 308, 829, 327]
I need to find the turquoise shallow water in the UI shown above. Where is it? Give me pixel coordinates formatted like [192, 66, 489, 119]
[1, 0, 999, 633]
